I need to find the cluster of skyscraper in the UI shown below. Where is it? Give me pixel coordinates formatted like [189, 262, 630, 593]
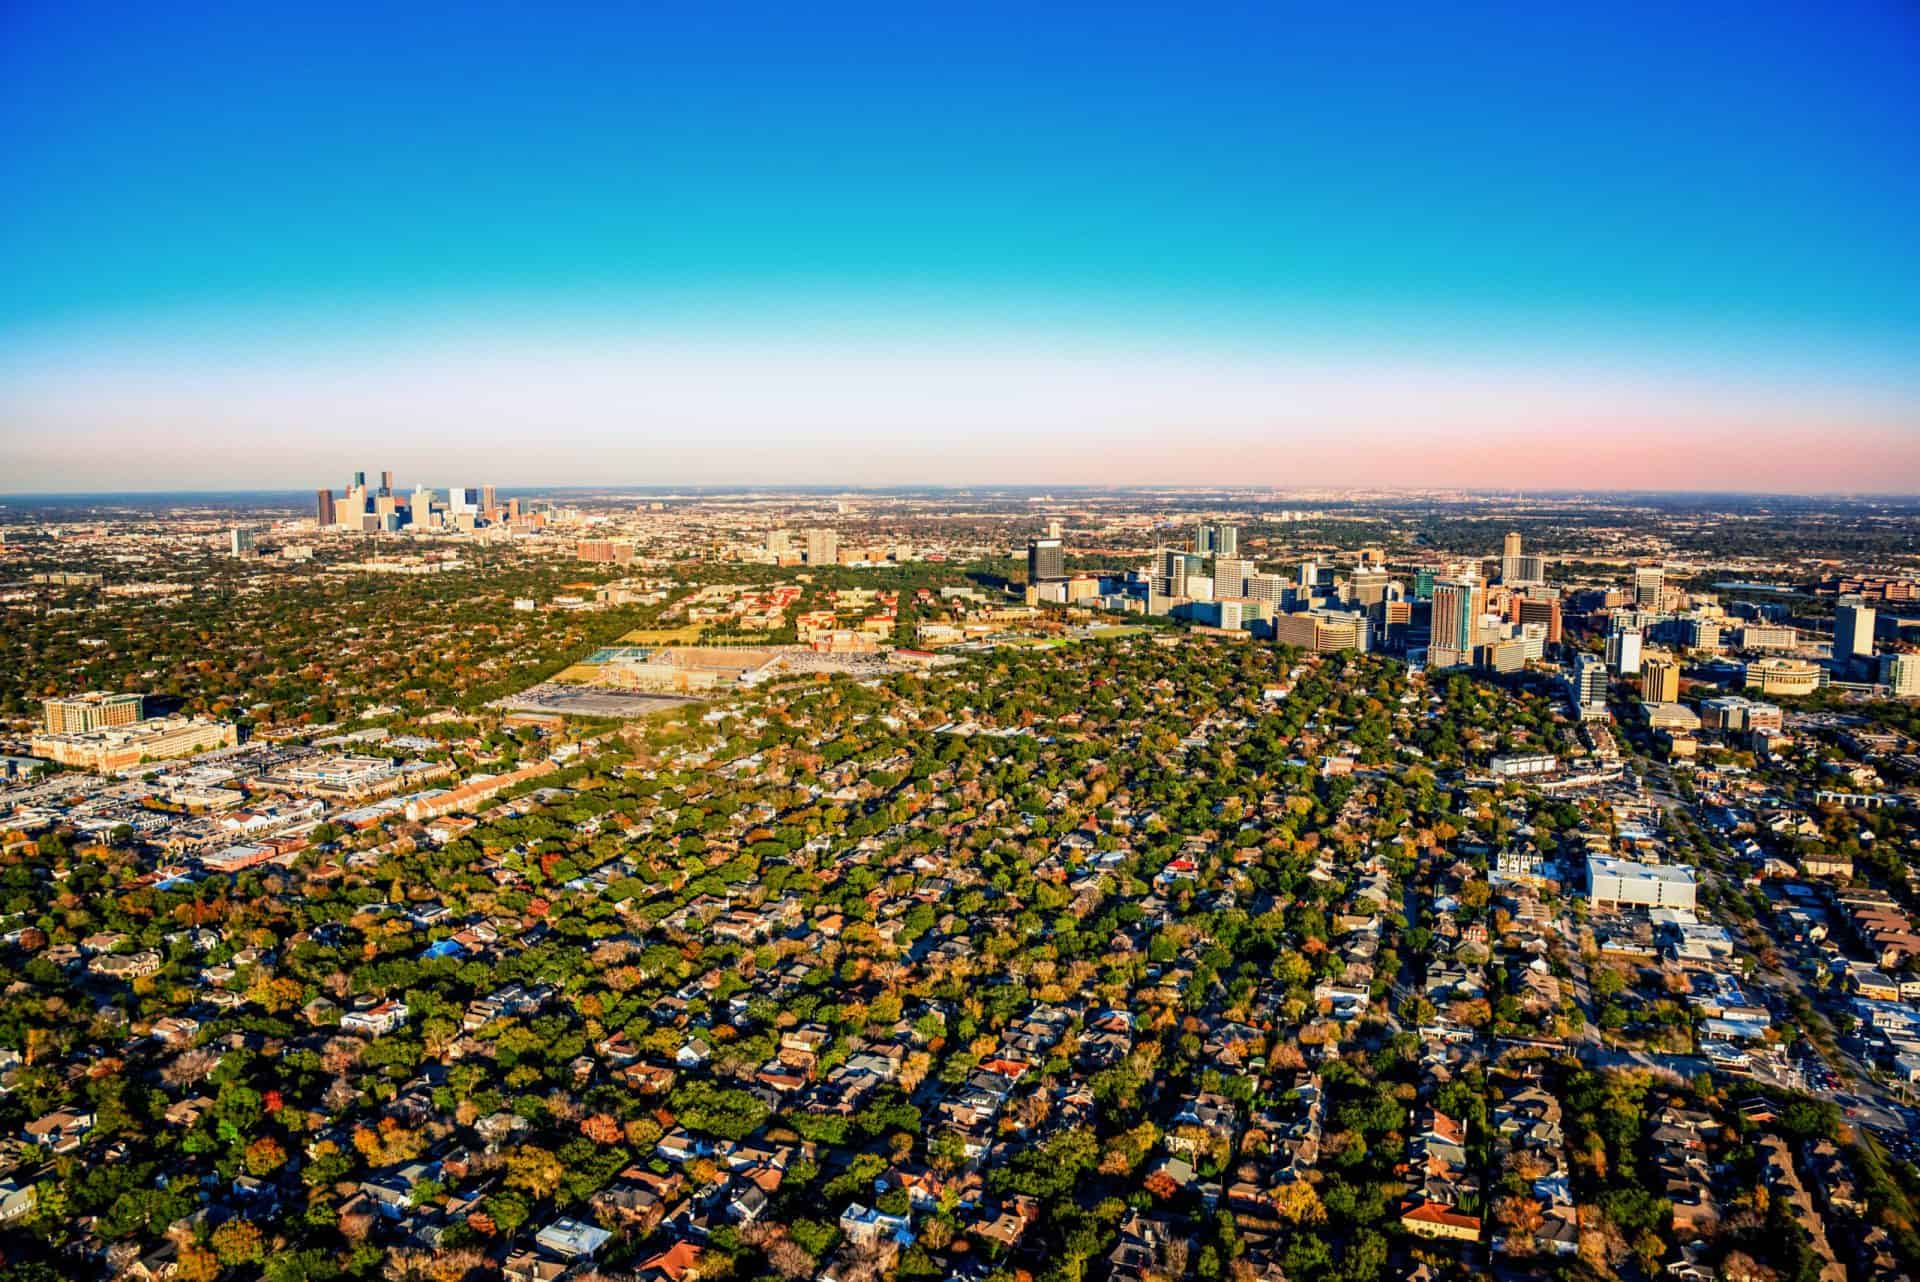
[317, 470, 507, 532]
[1026, 519, 1917, 705]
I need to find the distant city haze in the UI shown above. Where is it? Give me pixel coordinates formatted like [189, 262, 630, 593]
[2, 2, 1916, 493]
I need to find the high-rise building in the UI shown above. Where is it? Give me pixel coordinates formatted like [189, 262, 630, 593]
[1633, 565, 1664, 609]
[805, 529, 839, 565]
[1372, 597, 1414, 652]
[352, 470, 367, 490]
[1641, 654, 1681, 703]
[1194, 522, 1237, 556]
[1430, 577, 1482, 662]
[1212, 557, 1253, 598]
[1572, 652, 1609, 708]
[1347, 568, 1392, 608]
[1501, 541, 1545, 584]
[1503, 531, 1523, 560]
[1834, 595, 1877, 659]
[1513, 595, 1562, 645]
[1881, 652, 1920, 698]
[1245, 572, 1288, 606]
[228, 527, 256, 558]
[379, 470, 394, 497]
[316, 489, 336, 527]
[1298, 560, 1319, 590]
[1027, 536, 1065, 583]
[481, 484, 497, 513]
[1150, 548, 1204, 600]
[42, 692, 144, 734]
[1605, 626, 1643, 675]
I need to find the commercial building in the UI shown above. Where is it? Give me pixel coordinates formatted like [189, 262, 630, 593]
[1743, 656, 1822, 697]
[1150, 548, 1205, 602]
[1633, 565, 1664, 609]
[316, 489, 336, 527]
[1273, 610, 1369, 654]
[805, 529, 840, 566]
[1645, 702, 1700, 732]
[1570, 652, 1608, 712]
[1881, 652, 1920, 699]
[1834, 595, 1877, 659]
[1346, 568, 1393, 607]
[1605, 626, 1643, 675]
[42, 692, 145, 735]
[576, 540, 636, 565]
[1699, 696, 1783, 735]
[1194, 523, 1237, 557]
[1512, 594, 1562, 645]
[1489, 753, 1557, 779]
[1499, 533, 1544, 585]
[1429, 577, 1482, 668]
[1480, 637, 1527, 673]
[1212, 557, 1254, 599]
[1245, 572, 1288, 607]
[1640, 654, 1681, 703]
[31, 717, 238, 772]
[1736, 624, 1798, 652]
[1588, 855, 1697, 912]
[1373, 598, 1414, 652]
[1026, 536, 1065, 583]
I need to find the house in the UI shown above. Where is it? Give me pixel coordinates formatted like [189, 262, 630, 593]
[533, 1217, 612, 1261]
[1400, 1200, 1482, 1242]
[636, 1241, 705, 1282]
[840, 1201, 913, 1245]
[0, 1180, 36, 1225]
[340, 1000, 410, 1037]
[24, 1107, 94, 1152]
[1413, 1110, 1469, 1168]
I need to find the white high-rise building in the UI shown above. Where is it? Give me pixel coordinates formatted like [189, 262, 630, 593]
[1571, 652, 1609, 711]
[1245, 572, 1288, 606]
[1606, 627, 1643, 676]
[1835, 596, 1877, 659]
[1212, 557, 1254, 598]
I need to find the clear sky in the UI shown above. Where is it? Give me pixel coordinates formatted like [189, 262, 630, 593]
[2, 0, 1916, 493]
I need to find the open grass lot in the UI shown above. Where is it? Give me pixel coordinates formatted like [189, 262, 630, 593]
[616, 623, 706, 645]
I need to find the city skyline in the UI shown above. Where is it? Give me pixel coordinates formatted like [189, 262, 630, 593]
[4, 1, 1917, 491]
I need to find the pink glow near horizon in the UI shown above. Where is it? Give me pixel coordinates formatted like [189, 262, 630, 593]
[2, 331, 1915, 492]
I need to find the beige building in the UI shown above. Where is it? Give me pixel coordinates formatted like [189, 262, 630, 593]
[42, 692, 144, 735]
[1640, 655, 1681, 704]
[32, 717, 237, 772]
[1744, 656, 1822, 697]
[1274, 611, 1368, 653]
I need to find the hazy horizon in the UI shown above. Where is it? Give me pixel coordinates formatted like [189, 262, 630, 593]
[4, 2, 1916, 492]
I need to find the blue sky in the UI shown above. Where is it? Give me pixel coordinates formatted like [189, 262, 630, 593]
[2, 1, 1917, 491]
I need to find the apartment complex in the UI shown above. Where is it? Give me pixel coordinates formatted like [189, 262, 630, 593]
[42, 692, 145, 735]
[31, 717, 238, 772]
